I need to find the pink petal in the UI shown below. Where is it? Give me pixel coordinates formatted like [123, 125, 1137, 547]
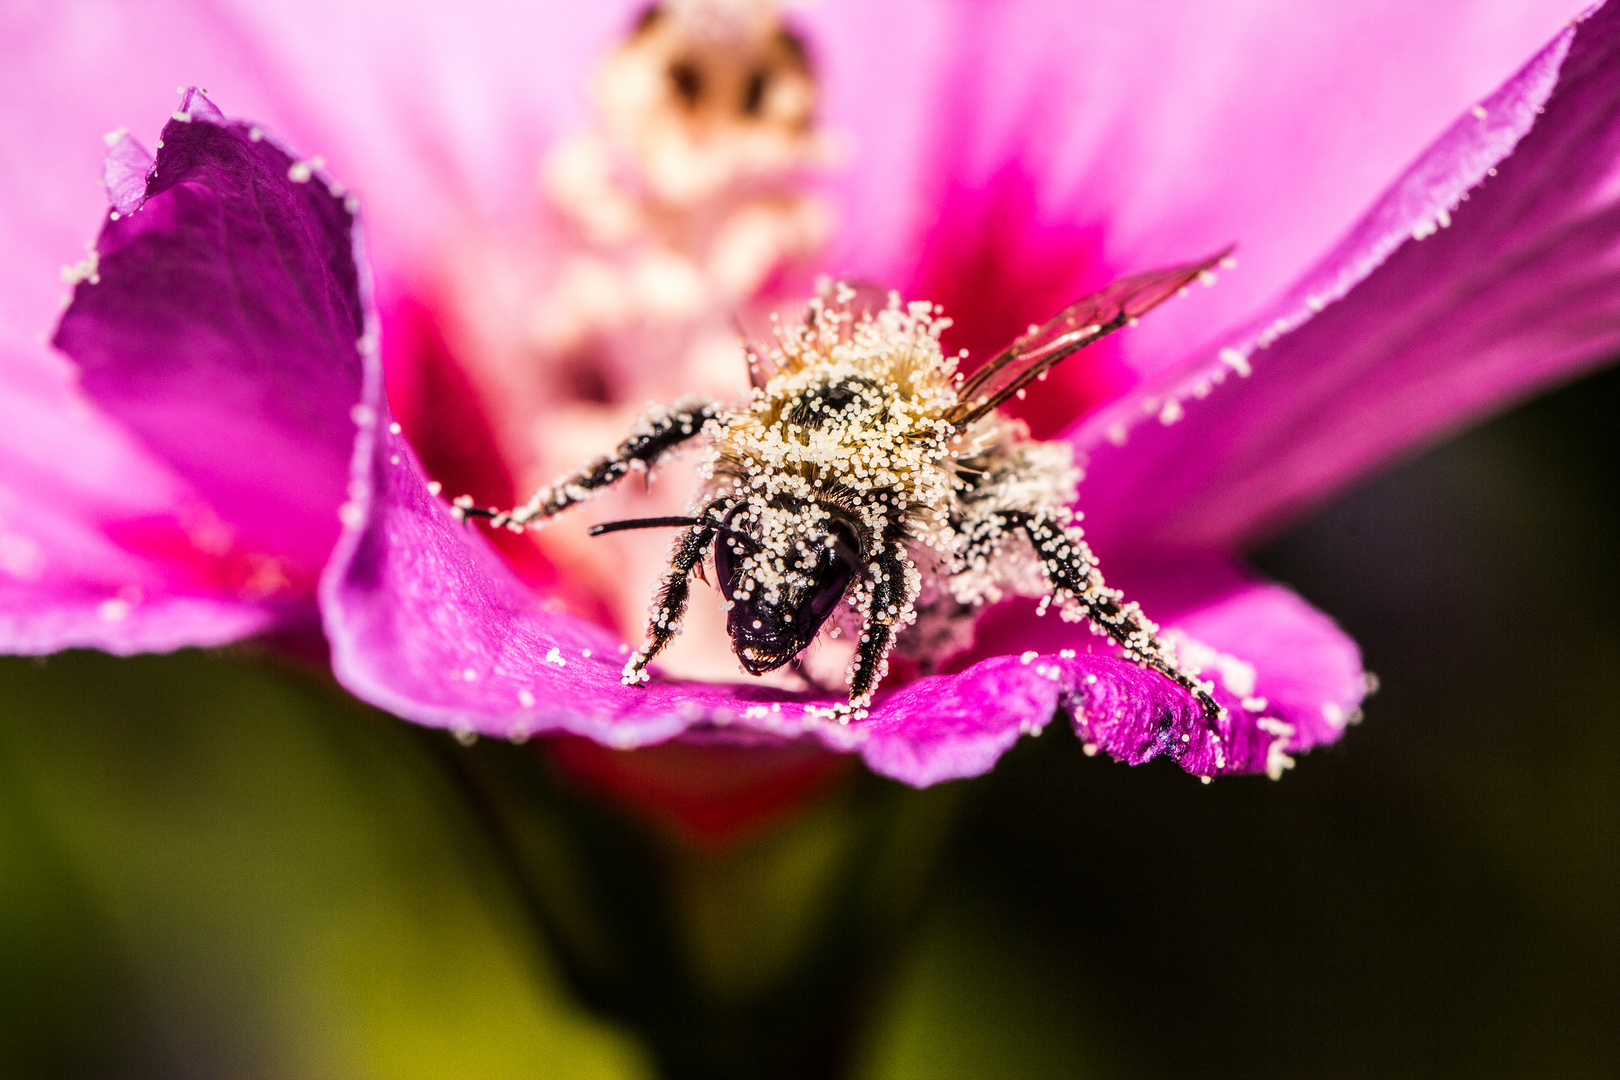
[811, 0, 1584, 386]
[1075, 5, 1620, 554]
[0, 335, 290, 653]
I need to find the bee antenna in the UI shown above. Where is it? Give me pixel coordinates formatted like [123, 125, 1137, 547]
[587, 516, 704, 536]
[589, 516, 763, 554]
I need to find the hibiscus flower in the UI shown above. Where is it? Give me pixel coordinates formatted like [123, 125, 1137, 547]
[3, 0, 1617, 791]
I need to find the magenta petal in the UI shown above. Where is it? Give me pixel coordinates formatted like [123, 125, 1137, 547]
[944, 554, 1367, 779]
[829, 547, 1371, 784]
[1077, 6, 1620, 553]
[854, 654, 1207, 787]
[52, 92, 366, 579]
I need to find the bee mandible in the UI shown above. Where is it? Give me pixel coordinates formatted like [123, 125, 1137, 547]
[458, 252, 1230, 723]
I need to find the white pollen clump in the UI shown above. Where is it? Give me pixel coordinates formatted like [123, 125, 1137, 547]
[518, 688, 536, 707]
[1218, 347, 1251, 377]
[249, 127, 264, 142]
[1256, 716, 1297, 779]
[545, 646, 566, 667]
[1472, 104, 1489, 119]
[1322, 700, 1348, 728]
[287, 161, 313, 183]
[60, 249, 100, 287]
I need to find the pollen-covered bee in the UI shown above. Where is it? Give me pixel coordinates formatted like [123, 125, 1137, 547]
[459, 253, 1229, 721]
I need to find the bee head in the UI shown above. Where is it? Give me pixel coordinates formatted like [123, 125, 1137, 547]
[714, 500, 862, 675]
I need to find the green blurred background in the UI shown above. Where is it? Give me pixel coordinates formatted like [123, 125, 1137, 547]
[3, 360, 1616, 1079]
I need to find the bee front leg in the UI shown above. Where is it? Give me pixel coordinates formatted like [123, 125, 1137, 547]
[844, 539, 916, 713]
[621, 498, 732, 687]
[455, 395, 724, 529]
[1008, 512, 1224, 727]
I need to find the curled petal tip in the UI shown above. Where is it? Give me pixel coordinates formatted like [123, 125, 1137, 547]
[175, 86, 225, 125]
[101, 132, 152, 216]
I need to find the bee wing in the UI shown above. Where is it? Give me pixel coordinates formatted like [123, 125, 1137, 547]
[944, 247, 1233, 427]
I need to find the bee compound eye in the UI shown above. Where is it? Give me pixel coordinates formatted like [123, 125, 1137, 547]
[668, 59, 703, 106]
[742, 68, 769, 115]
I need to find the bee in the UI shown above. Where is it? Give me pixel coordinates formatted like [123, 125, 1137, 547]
[458, 252, 1229, 722]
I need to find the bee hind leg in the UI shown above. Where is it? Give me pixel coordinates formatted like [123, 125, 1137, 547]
[1010, 512, 1224, 731]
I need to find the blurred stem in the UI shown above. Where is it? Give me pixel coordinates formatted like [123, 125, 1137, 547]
[420, 730, 960, 1080]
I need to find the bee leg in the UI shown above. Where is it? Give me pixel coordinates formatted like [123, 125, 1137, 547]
[844, 540, 914, 713]
[1011, 513, 1224, 730]
[455, 395, 724, 529]
[621, 498, 731, 686]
